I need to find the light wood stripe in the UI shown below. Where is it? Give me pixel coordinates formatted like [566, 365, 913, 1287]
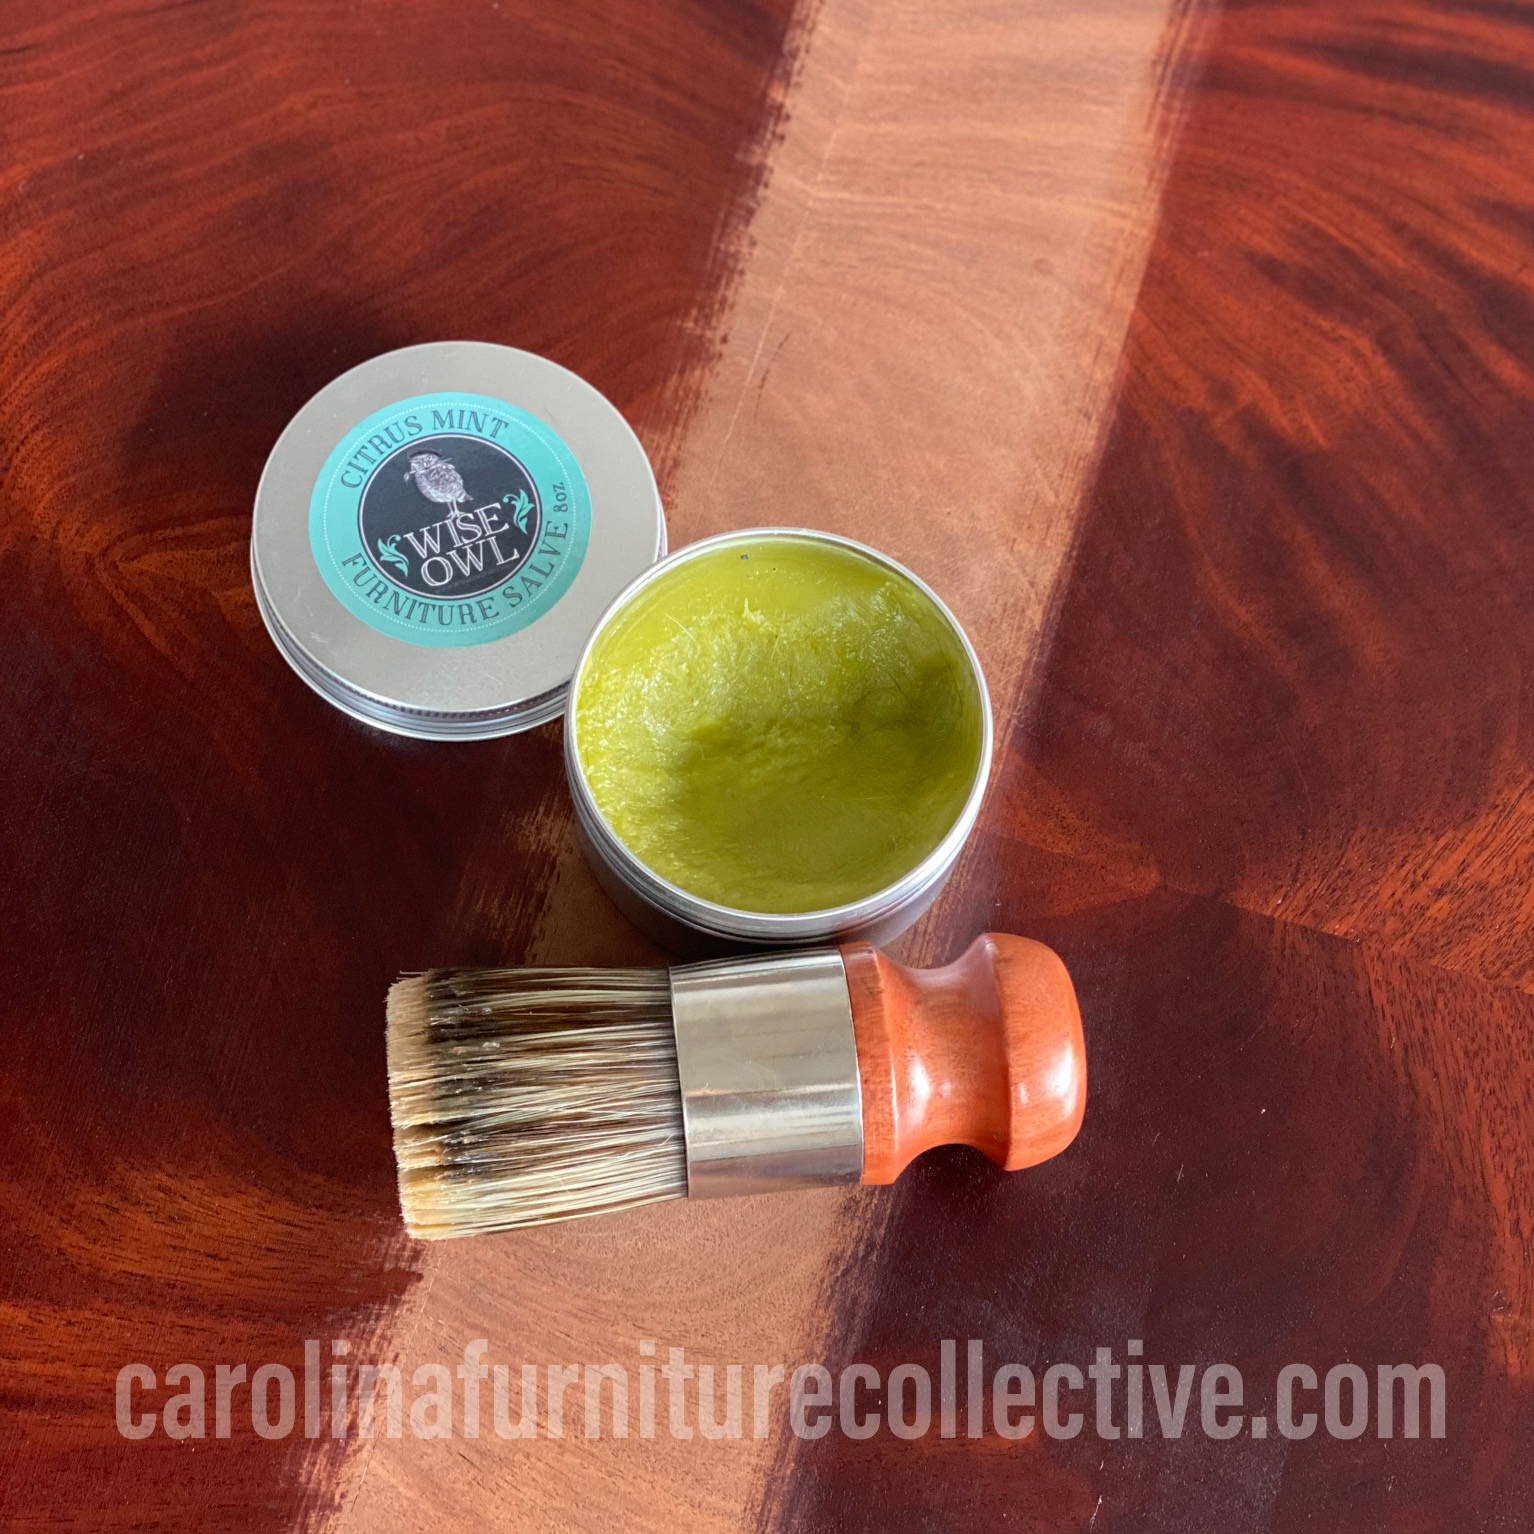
[337, 1, 1197, 1527]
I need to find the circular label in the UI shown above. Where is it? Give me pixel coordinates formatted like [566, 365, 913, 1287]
[309, 391, 591, 648]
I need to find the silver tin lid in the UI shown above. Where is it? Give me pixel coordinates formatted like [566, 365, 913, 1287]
[251, 341, 665, 739]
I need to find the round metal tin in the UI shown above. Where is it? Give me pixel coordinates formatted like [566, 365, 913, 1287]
[251, 342, 665, 739]
[565, 528, 994, 952]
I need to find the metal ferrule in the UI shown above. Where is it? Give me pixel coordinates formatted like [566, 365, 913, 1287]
[669, 948, 864, 1198]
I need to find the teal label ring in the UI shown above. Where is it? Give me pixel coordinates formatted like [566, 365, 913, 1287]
[309, 391, 592, 648]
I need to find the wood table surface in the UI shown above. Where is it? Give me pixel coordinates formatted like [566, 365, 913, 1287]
[3, 0, 1532, 1528]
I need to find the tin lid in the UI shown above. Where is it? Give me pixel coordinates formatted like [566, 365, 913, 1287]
[250, 341, 665, 739]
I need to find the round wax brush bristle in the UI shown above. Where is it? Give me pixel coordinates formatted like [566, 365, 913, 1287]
[385, 967, 688, 1239]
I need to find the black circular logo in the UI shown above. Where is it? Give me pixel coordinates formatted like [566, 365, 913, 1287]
[358, 433, 543, 600]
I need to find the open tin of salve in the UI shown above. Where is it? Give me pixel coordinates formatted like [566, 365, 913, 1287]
[566, 529, 993, 950]
[251, 342, 665, 738]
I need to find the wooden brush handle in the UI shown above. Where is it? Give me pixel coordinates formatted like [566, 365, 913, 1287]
[842, 933, 1086, 1185]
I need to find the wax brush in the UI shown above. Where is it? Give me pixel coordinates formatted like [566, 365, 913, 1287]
[386, 934, 1085, 1239]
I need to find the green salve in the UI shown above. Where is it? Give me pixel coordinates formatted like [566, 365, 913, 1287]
[573, 537, 984, 914]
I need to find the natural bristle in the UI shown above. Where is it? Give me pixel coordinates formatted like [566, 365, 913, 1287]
[385, 966, 686, 1239]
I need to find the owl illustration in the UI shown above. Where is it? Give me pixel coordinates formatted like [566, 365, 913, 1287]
[404, 452, 467, 515]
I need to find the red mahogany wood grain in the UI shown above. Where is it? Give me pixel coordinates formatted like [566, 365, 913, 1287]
[773, 1, 1534, 1531]
[0, 0, 797, 1527]
[6, 0, 1533, 1527]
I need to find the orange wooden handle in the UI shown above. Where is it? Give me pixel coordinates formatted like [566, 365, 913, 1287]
[842, 933, 1086, 1185]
